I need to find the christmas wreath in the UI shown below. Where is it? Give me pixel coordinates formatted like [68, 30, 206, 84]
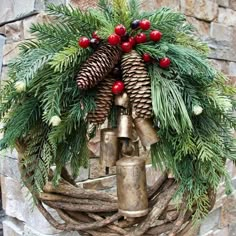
[0, 0, 236, 235]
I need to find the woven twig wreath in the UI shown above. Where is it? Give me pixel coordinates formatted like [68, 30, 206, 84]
[17, 142, 216, 236]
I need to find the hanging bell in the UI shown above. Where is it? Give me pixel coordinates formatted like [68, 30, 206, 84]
[116, 157, 149, 218]
[100, 128, 119, 167]
[134, 118, 159, 147]
[117, 114, 133, 139]
[115, 92, 129, 108]
[131, 130, 140, 156]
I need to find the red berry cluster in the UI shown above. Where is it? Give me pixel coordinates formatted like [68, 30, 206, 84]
[78, 31, 100, 49]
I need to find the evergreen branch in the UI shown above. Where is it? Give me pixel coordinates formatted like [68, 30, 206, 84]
[49, 45, 91, 73]
[0, 97, 41, 150]
[149, 65, 192, 133]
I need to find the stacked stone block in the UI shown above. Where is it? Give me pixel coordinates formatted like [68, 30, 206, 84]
[0, 0, 236, 236]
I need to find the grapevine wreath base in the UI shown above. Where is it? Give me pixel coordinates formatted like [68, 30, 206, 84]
[1, 1, 235, 236]
[17, 141, 216, 236]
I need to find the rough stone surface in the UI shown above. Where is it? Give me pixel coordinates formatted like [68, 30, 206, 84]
[230, 0, 236, 11]
[89, 158, 106, 178]
[24, 225, 80, 236]
[2, 218, 24, 236]
[82, 175, 116, 191]
[155, 0, 180, 10]
[2, 41, 20, 66]
[23, 13, 51, 39]
[210, 23, 232, 42]
[229, 62, 236, 75]
[68, 0, 98, 10]
[219, 191, 236, 228]
[199, 208, 221, 235]
[218, 7, 236, 26]
[217, 0, 230, 7]
[0, 35, 6, 75]
[5, 21, 24, 43]
[187, 17, 210, 37]
[207, 39, 236, 62]
[1, 176, 63, 235]
[181, 0, 218, 21]
[0, 156, 21, 181]
[209, 59, 229, 74]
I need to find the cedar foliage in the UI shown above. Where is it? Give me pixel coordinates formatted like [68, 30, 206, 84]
[0, 0, 235, 221]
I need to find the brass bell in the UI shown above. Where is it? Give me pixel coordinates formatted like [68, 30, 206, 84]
[116, 157, 149, 218]
[100, 128, 118, 167]
[134, 118, 159, 147]
[117, 114, 133, 139]
[115, 92, 129, 108]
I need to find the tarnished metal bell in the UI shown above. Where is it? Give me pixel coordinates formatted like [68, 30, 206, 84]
[115, 92, 129, 108]
[134, 118, 159, 147]
[116, 157, 149, 218]
[117, 115, 133, 139]
[100, 128, 118, 167]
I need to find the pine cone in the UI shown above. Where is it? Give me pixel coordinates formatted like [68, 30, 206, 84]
[87, 75, 115, 124]
[76, 44, 121, 90]
[121, 50, 152, 118]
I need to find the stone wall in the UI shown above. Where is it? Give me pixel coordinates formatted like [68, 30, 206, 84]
[0, 0, 236, 236]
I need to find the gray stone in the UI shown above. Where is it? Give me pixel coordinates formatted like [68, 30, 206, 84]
[229, 62, 236, 75]
[2, 42, 20, 66]
[0, 176, 62, 235]
[199, 208, 221, 235]
[89, 158, 106, 179]
[213, 228, 229, 236]
[209, 59, 229, 74]
[207, 39, 236, 62]
[0, 156, 21, 181]
[65, 164, 89, 182]
[24, 224, 80, 236]
[82, 175, 116, 191]
[2, 218, 24, 236]
[5, 21, 24, 43]
[23, 13, 51, 40]
[0, 66, 8, 82]
[230, 0, 236, 11]
[220, 191, 236, 228]
[210, 23, 232, 42]
[229, 224, 236, 236]
[218, 0, 230, 7]
[187, 17, 210, 37]
[67, 0, 98, 10]
[150, 0, 180, 10]
[0, 35, 6, 76]
[181, 0, 218, 21]
[218, 7, 236, 26]
[46, 0, 67, 4]
[146, 165, 162, 187]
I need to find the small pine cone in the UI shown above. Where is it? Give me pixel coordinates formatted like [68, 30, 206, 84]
[121, 50, 152, 118]
[87, 75, 115, 124]
[76, 44, 121, 90]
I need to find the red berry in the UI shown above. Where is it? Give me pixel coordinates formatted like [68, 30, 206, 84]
[92, 31, 100, 40]
[78, 37, 90, 48]
[129, 37, 136, 47]
[121, 42, 132, 53]
[143, 53, 151, 62]
[159, 57, 171, 68]
[135, 33, 147, 44]
[115, 24, 126, 36]
[112, 81, 125, 95]
[140, 19, 151, 30]
[150, 30, 162, 42]
[108, 34, 121, 46]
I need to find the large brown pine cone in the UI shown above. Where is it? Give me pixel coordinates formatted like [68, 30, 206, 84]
[87, 74, 115, 124]
[121, 50, 152, 118]
[76, 44, 121, 90]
